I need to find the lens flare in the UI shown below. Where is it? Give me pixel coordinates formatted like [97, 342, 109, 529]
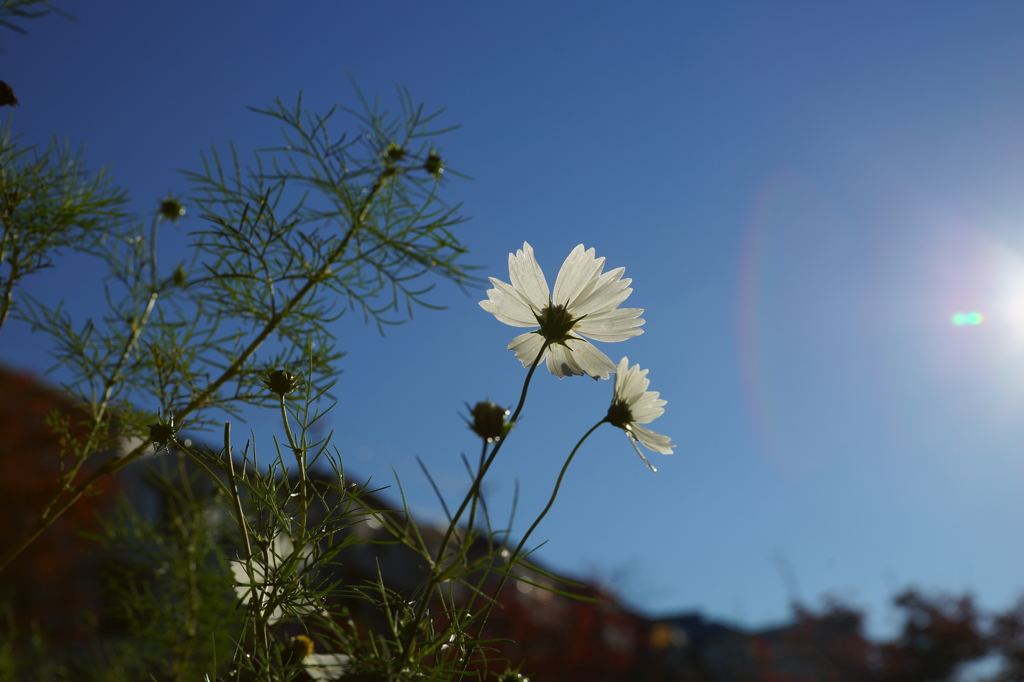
[950, 312, 984, 326]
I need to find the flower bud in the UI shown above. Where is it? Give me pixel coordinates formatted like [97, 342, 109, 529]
[385, 143, 407, 162]
[264, 369, 300, 397]
[424, 151, 444, 178]
[0, 81, 18, 107]
[467, 401, 512, 443]
[158, 197, 185, 222]
[149, 419, 176, 448]
[171, 263, 187, 287]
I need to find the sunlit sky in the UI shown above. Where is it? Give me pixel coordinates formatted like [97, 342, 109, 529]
[6, 2, 1024, 637]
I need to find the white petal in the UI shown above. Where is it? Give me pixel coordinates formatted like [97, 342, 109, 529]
[508, 242, 550, 310]
[546, 343, 585, 378]
[564, 336, 616, 380]
[267, 605, 285, 625]
[272, 533, 294, 562]
[630, 423, 675, 455]
[508, 331, 548, 368]
[569, 268, 632, 316]
[617, 362, 650, 402]
[575, 308, 645, 342]
[565, 270, 611, 311]
[630, 393, 666, 423]
[625, 432, 658, 472]
[305, 653, 351, 680]
[231, 561, 252, 601]
[553, 244, 604, 306]
[480, 277, 540, 327]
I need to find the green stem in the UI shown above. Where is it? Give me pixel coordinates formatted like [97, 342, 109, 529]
[280, 396, 307, 546]
[39, 289, 158, 521]
[431, 339, 548, 573]
[399, 340, 549, 662]
[175, 174, 384, 420]
[509, 419, 606, 567]
[465, 418, 607, 664]
[462, 440, 489, 555]
[223, 422, 253, 561]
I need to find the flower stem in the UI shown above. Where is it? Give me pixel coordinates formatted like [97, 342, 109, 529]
[223, 422, 252, 561]
[509, 347, 544, 424]
[280, 397, 307, 546]
[463, 440, 489, 551]
[463, 418, 606, 665]
[400, 341, 549, 662]
[509, 418, 605, 564]
[431, 340, 549, 567]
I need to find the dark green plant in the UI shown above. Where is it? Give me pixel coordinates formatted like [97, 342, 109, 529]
[0, 125, 128, 330]
[0, 0, 73, 44]
[90, 453, 242, 682]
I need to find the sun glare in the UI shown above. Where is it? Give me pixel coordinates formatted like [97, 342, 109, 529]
[994, 251, 1024, 346]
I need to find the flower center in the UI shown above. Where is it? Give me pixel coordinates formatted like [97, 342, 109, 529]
[606, 399, 634, 428]
[535, 304, 578, 343]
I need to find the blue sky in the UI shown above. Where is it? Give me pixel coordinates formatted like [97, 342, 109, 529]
[6, 1, 1024, 636]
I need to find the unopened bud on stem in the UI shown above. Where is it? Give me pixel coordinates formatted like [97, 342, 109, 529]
[264, 369, 300, 397]
[158, 197, 185, 222]
[466, 401, 512, 443]
[425, 151, 444, 178]
[148, 418, 177, 449]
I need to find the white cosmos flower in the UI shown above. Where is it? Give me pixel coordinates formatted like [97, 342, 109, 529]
[231, 533, 318, 624]
[606, 357, 674, 471]
[479, 242, 644, 379]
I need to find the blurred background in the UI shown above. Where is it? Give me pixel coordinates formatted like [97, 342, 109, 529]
[4, 1, 1024, 642]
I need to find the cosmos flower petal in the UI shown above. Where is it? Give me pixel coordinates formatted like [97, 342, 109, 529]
[630, 423, 675, 454]
[305, 653, 352, 680]
[553, 244, 605, 305]
[508, 331, 548, 368]
[564, 335, 617, 380]
[630, 394, 666, 423]
[570, 269, 633, 316]
[231, 560, 260, 602]
[480, 277, 540, 327]
[617, 358, 649, 397]
[508, 242, 550, 310]
[626, 432, 658, 472]
[574, 308, 645, 342]
[567, 263, 625, 302]
[231, 533, 315, 625]
[546, 343, 586, 378]
[231, 558, 285, 623]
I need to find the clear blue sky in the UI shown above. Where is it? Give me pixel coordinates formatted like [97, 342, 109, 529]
[6, 1, 1024, 637]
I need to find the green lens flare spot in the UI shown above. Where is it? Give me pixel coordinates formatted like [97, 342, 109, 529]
[950, 312, 983, 326]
